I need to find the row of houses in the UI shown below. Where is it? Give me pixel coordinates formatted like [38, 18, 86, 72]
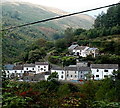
[4, 62, 119, 82]
[68, 44, 99, 57]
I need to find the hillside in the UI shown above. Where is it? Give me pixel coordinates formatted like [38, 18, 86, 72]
[2, 2, 94, 38]
[2, 2, 95, 63]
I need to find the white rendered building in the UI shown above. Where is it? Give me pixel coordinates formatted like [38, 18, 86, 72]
[91, 64, 119, 80]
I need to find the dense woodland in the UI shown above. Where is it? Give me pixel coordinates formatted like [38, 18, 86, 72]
[2, 4, 120, 107]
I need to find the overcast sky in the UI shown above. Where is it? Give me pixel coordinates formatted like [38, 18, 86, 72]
[3, 0, 120, 17]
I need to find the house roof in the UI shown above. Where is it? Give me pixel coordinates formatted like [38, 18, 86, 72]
[74, 46, 88, 50]
[34, 73, 45, 80]
[68, 44, 79, 50]
[24, 64, 35, 67]
[91, 64, 119, 69]
[23, 73, 45, 81]
[13, 65, 23, 70]
[87, 47, 98, 51]
[77, 62, 88, 67]
[78, 67, 91, 71]
[35, 62, 49, 65]
[4, 64, 14, 70]
[51, 65, 63, 70]
[65, 66, 77, 71]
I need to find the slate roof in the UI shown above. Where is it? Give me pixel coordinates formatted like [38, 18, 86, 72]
[24, 64, 35, 67]
[87, 47, 98, 51]
[91, 64, 119, 69]
[74, 46, 88, 50]
[68, 44, 79, 50]
[78, 67, 91, 71]
[13, 65, 23, 70]
[51, 65, 63, 70]
[35, 62, 49, 65]
[23, 73, 45, 81]
[4, 64, 14, 70]
[68, 65, 77, 67]
[65, 66, 77, 71]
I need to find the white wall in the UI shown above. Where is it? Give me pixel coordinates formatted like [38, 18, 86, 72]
[5, 70, 24, 78]
[51, 69, 65, 80]
[24, 67, 35, 71]
[66, 70, 78, 80]
[91, 68, 118, 80]
[45, 75, 49, 80]
[35, 65, 49, 74]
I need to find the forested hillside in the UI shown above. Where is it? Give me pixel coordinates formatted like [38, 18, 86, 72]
[1, 2, 94, 63]
[2, 3, 120, 64]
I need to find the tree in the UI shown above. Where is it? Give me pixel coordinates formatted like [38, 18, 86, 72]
[47, 72, 58, 81]
[74, 28, 86, 35]
[55, 39, 67, 52]
[28, 49, 46, 63]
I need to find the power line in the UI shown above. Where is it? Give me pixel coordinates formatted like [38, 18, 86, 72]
[1, 2, 120, 31]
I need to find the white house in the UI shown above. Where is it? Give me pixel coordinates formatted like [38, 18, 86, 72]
[51, 65, 65, 80]
[73, 46, 89, 57]
[35, 62, 49, 74]
[24, 64, 36, 75]
[65, 66, 78, 81]
[68, 44, 99, 57]
[91, 64, 119, 80]
[78, 67, 91, 80]
[5, 65, 24, 78]
[86, 48, 99, 57]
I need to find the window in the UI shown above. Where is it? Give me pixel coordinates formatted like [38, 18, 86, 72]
[38, 66, 40, 68]
[26, 68, 28, 70]
[75, 75, 77, 77]
[44, 69, 46, 71]
[75, 71, 76, 74]
[44, 66, 46, 68]
[61, 75, 63, 78]
[81, 75, 82, 78]
[41, 68, 43, 70]
[81, 71, 82, 74]
[71, 75, 73, 77]
[32, 68, 34, 70]
[7, 71, 9, 73]
[96, 75, 99, 77]
[67, 74, 69, 77]
[104, 70, 108, 72]
[62, 71, 64, 74]
[67, 71, 69, 73]
[15, 71, 17, 73]
[97, 69, 99, 72]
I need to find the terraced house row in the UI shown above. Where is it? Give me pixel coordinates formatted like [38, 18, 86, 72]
[4, 62, 119, 82]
